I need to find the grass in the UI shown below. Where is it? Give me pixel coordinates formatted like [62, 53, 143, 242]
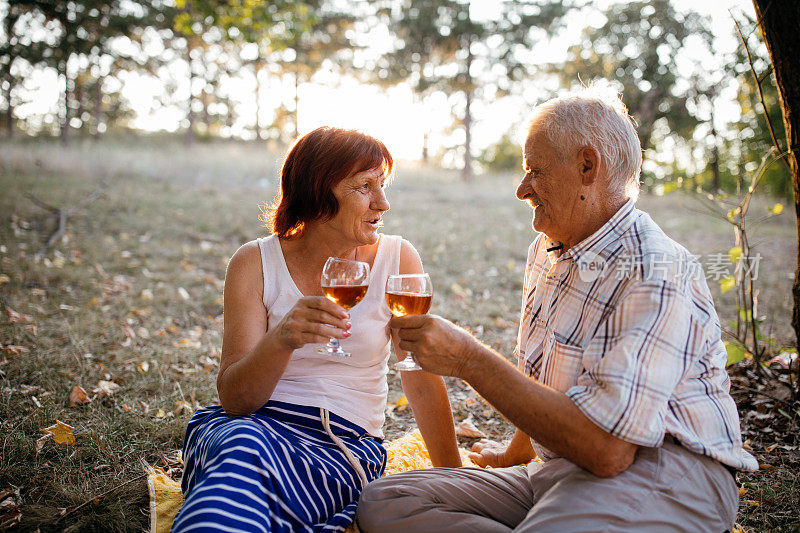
[0, 137, 798, 531]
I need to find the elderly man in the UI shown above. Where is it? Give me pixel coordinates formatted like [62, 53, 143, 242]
[356, 88, 757, 532]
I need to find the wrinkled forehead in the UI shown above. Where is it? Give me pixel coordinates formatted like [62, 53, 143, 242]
[357, 166, 386, 179]
[523, 128, 550, 163]
[346, 165, 388, 182]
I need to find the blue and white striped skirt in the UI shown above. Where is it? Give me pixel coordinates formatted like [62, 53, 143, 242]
[171, 401, 386, 532]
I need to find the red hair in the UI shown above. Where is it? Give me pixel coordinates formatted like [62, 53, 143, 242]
[262, 127, 393, 239]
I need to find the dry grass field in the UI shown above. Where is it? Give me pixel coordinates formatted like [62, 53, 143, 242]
[1, 137, 798, 531]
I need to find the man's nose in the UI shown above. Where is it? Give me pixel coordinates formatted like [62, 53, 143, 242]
[516, 175, 531, 200]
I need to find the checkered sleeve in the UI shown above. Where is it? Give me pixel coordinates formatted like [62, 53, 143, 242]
[566, 280, 694, 447]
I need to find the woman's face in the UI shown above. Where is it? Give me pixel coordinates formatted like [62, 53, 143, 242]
[327, 166, 390, 247]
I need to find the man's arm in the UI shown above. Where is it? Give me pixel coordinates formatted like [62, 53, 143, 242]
[392, 314, 637, 478]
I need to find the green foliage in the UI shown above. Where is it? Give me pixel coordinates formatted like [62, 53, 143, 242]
[725, 341, 747, 366]
[553, 0, 713, 152]
[478, 133, 523, 172]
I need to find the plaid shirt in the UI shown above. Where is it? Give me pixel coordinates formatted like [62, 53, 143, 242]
[517, 200, 758, 471]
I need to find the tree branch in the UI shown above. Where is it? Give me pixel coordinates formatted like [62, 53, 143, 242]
[733, 16, 790, 172]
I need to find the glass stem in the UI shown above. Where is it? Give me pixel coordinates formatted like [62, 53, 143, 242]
[329, 337, 340, 348]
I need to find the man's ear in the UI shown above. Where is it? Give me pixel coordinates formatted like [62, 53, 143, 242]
[578, 146, 600, 186]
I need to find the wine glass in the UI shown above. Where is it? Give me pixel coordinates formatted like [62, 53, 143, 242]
[386, 273, 433, 371]
[319, 257, 370, 357]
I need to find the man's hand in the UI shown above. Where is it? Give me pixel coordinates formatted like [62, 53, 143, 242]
[390, 314, 480, 379]
[469, 429, 537, 468]
[469, 439, 515, 468]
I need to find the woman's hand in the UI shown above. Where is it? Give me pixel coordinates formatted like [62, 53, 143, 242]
[273, 296, 351, 351]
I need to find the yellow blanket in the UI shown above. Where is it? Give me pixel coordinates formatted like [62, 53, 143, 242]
[147, 429, 476, 533]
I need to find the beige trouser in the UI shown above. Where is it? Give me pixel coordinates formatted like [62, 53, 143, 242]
[356, 439, 739, 532]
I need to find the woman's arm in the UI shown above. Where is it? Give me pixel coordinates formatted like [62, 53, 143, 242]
[400, 370, 462, 467]
[394, 239, 461, 467]
[216, 241, 350, 415]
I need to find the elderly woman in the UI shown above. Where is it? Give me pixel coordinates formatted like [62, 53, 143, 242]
[171, 127, 461, 532]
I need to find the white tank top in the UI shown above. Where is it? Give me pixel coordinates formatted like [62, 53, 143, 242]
[256, 233, 401, 437]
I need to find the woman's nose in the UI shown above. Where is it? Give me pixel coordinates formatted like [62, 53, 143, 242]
[373, 188, 390, 211]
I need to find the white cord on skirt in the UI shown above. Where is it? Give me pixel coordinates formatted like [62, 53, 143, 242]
[320, 408, 370, 489]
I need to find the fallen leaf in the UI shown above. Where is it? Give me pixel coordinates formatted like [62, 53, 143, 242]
[141, 288, 153, 300]
[31, 396, 42, 408]
[139, 400, 150, 414]
[174, 339, 201, 349]
[19, 384, 46, 395]
[742, 500, 760, 507]
[40, 420, 76, 446]
[0, 274, 10, 284]
[394, 396, 409, 412]
[456, 419, 486, 438]
[175, 400, 193, 415]
[738, 487, 748, 497]
[760, 464, 777, 471]
[0, 488, 22, 529]
[5, 307, 33, 323]
[69, 385, 90, 406]
[1, 345, 29, 355]
[93, 380, 120, 399]
[24, 324, 37, 336]
[120, 403, 132, 412]
[123, 325, 136, 339]
[137, 361, 150, 374]
[450, 282, 472, 300]
[155, 408, 166, 418]
[178, 287, 190, 300]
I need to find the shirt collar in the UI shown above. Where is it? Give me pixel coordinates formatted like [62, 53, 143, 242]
[546, 199, 637, 264]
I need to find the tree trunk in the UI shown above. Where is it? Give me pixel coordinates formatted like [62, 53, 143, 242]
[752, 0, 800, 397]
[186, 44, 195, 147]
[60, 60, 72, 146]
[293, 71, 299, 140]
[462, 37, 474, 183]
[463, 87, 472, 182]
[637, 87, 663, 154]
[93, 75, 103, 139]
[254, 60, 264, 141]
[3, 75, 13, 138]
[4, 10, 16, 138]
[710, 119, 720, 191]
[201, 85, 210, 134]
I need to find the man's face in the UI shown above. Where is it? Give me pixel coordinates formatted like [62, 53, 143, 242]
[516, 128, 582, 243]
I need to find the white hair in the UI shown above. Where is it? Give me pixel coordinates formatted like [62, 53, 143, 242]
[528, 85, 642, 201]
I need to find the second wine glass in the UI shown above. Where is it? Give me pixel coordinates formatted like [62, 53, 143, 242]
[386, 273, 432, 371]
[319, 257, 370, 357]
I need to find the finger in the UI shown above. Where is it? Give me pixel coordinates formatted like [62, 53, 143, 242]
[388, 314, 428, 329]
[297, 307, 351, 330]
[397, 339, 421, 353]
[467, 452, 488, 468]
[306, 322, 350, 339]
[471, 441, 486, 453]
[303, 296, 351, 319]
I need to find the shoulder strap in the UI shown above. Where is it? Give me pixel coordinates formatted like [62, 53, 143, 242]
[257, 235, 280, 309]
